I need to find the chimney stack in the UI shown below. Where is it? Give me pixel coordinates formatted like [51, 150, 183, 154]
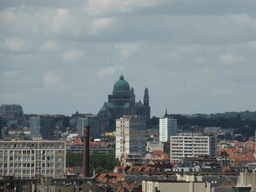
[83, 125, 90, 177]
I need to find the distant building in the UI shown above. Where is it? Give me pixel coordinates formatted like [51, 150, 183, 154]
[0, 117, 2, 139]
[204, 127, 221, 134]
[0, 104, 23, 119]
[29, 115, 54, 140]
[146, 141, 164, 152]
[29, 117, 40, 138]
[159, 117, 177, 142]
[77, 115, 100, 139]
[70, 112, 92, 126]
[97, 75, 150, 133]
[170, 132, 217, 162]
[0, 139, 66, 179]
[115, 116, 146, 163]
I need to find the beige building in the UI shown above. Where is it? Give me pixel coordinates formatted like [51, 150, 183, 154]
[0, 138, 66, 179]
[170, 132, 217, 162]
[115, 116, 146, 162]
[142, 180, 211, 192]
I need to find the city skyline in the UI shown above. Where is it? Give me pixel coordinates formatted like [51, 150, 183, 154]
[1, 1, 256, 117]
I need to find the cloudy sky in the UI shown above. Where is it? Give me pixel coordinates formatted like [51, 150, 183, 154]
[1, 0, 256, 117]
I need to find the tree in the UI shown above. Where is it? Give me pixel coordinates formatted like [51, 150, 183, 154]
[66, 152, 120, 176]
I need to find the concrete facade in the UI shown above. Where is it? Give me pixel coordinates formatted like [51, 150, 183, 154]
[142, 180, 211, 192]
[170, 133, 217, 162]
[0, 140, 66, 179]
[115, 116, 146, 162]
[159, 117, 177, 142]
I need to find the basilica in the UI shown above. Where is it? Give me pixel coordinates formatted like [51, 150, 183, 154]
[97, 75, 150, 132]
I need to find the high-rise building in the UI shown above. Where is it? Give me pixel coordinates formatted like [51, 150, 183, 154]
[159, 117, 177, 142]
[115, 116, 146, 161]
[170, 132, 217, 162]
[97, 75, 150, 133]
[0, 139, 66, 178]
[29, 117, 40, 138]
[77, 115, 100, 139]
[29, 115, 54, 140]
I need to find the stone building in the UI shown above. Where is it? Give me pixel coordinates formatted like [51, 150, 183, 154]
[97, 75, 150, 132]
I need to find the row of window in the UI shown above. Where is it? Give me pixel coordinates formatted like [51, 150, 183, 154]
[0, 170, 62, 175]
[0, 156, 62, 161]
[0, 150, 64, 155]
[0, 143, 64, 149]
[0, 163, 63, 168]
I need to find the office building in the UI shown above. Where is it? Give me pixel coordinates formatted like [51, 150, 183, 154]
[77, 115, 100, 139]
[0, 139, 66, 179]
[115, 116, 146, 162]
[170, 132, 217, 162]
[29, 115, 54, 140]
[159, 117, 177, 142]
[29, 117, 40, 138]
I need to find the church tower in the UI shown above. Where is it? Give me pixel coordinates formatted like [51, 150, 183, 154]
[98, 75, 150, 133]
[130, 87, 135, 106]
[143, 87, 149, 106]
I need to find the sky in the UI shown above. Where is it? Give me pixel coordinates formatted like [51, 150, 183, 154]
[1, 0, 256, 117]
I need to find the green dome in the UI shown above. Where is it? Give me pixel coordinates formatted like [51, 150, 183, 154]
[113, 75, 130, 91]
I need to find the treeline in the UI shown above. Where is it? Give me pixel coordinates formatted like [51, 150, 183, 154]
[174, 115, 256, 128]
[66, 152, 120, 175]
[148, 113, 256, 129]
[147, 111, 256, 141]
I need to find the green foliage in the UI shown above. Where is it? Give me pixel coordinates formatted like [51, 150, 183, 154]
[66, 152, 120, 175]
[169, 112, 256, 140]
[66, 153, 83, 167]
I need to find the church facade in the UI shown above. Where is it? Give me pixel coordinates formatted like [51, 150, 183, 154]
[97, 75, 150, 132]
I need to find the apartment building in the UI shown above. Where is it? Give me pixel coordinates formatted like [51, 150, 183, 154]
[0, 138, 66, 179]
[159, 117, 177, 142]
[115, 116, 146, 161]
[170, 132, 217, 162]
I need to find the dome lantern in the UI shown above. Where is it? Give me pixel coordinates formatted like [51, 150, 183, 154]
[113, 75, 130, 92]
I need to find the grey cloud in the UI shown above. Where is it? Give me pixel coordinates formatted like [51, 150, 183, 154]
[1, 0, 256, 116]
